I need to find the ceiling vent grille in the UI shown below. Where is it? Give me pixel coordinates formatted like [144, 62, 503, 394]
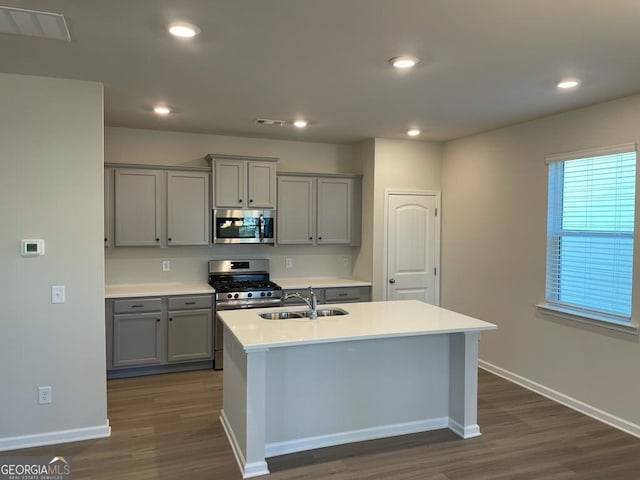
[0, 6, 70, 42]
[255, 118, 285, 127]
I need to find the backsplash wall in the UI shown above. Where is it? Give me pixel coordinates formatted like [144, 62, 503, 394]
[105, 245, 357, 284]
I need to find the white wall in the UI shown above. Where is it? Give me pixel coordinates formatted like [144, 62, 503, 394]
[441, 94, 640, 429]
[0, 74, 109, 448]
[370, 139, 443, 300]
[104, 127, 359, 283]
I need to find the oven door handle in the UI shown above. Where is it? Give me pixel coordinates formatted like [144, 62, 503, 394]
[258, 214, 264, 242]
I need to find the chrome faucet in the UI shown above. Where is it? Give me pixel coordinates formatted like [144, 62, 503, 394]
[283, 286, 318, 319]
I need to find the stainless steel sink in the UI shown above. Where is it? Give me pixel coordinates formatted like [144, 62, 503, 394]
[258, 307, 348, 319]
[258, 311, 307, 320]
[315, 308, 348, 317]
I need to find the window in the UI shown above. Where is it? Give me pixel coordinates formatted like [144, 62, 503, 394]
[545, 143, 636, 325]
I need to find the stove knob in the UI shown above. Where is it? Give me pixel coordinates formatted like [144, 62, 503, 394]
[234, 293, 239, 299]
[227, 294, 232, 299]
[267, 292, 272, 297]
[248, 292, 253, 298]
[260, 292, 266, 297]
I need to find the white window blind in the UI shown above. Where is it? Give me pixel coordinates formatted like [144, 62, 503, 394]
[545, 144, 636, 321]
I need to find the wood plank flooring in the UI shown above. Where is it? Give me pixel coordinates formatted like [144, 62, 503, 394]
[7, 369, 640, 479]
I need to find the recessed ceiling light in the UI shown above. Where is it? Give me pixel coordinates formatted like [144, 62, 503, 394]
[293, 120, 308, 128]
[389, 56, 419, 69]
[407, 129, 421, 137]
[168, 21, 200, 38]
[557, 79, 580, 89]
[154, 105, 171, 115]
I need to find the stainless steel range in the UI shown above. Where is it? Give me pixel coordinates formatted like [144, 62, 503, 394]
[208, 259, 282, 369]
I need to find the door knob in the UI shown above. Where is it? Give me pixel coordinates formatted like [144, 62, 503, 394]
[389, 278, 396, 284]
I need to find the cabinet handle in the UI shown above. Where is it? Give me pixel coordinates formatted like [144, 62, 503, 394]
[249, 199, 253, 203]
[104, 238, 107, 242]
[184, 301, 196, 305]
[319, 237, 322, 240]
[131, 305, 144, 308]
[156, 238, 160, 242]
[309, 237, 313, 240]
[239, 199, 243, 203]
[338, 293, 348, 297]
[389, 278, 396, 284]
[169, 317, 173, 322]
[168, 237, 172, 242]
[156, 318, 160, 322]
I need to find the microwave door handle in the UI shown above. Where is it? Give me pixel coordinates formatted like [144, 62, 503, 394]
[259, 214, 264, 242]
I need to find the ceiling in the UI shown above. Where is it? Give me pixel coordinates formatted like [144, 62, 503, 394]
[2, 0, 640, 144]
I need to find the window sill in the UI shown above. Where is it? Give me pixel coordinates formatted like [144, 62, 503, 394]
[536, 303, 639, 336]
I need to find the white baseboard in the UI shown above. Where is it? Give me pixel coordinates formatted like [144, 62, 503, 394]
[0, 422, 111, 452]
[265, 417, 450, 458]
[448, 418, 481, 439]
[220, 410, 269, 479]
[479, 360, 640, 439]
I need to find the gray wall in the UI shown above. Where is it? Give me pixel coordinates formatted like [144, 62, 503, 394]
[0, 74, 108, 447]
[441, 93, 640, 429]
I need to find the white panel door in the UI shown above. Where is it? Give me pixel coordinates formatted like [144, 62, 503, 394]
[386, 194, 438, 304]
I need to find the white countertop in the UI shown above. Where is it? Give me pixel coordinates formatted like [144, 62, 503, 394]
[218, 300, 496, 351]
[105, 282, 214, 298]
[272, 277, 372, 289]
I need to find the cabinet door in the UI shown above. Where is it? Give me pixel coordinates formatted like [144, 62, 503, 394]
[104, 168, 113, 247]
[167, 171, 210, 246]
[317, 178, 352, 244]
[114, 169, 162, 246]
[214, 160, 245, 208]
[277, 176, 315, 244]
[247, 161, 276, 208]
[167, 310, 213, 362]
[113, 313, 162, 367]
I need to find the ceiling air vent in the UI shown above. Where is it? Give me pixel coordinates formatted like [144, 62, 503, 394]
[255, 118, 285, 127]
[0, 6, 71, 42]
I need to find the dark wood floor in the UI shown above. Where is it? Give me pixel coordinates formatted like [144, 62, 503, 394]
[8, 369, 640, 479]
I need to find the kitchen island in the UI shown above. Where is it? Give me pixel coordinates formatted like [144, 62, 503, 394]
[218, 300, 496, 478]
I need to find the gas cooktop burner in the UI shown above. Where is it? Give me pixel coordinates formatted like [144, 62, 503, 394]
[212, 280, 281, 293]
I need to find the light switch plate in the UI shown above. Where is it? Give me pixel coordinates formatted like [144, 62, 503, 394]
[285, 258, 293, 269]
[51, 285, 65, 304]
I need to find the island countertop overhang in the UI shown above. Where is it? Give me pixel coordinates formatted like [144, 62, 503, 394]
[218, 299, 497, 352]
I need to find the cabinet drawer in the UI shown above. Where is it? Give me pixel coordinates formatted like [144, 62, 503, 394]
[168, 295, 212, 310]
[113, 298, 162, 314]
[325, 287, 361, 302]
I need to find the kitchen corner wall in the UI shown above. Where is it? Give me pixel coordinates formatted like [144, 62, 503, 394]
[104, 127, 359, 283]
[441, 93, 640, 429]
[0, 74, 108, 448]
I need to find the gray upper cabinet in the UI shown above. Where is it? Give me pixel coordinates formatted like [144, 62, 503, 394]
[208, 154, 277, 209]
[214, 159, 245, 208]
[109, 166, 210, 248]
[104, 167, 113, 247]
[278, 174, 362, 246]
[247, 161, 277, 208]
[167, 171, 210, 246]
[115, 169, 162, 246]
[317, 177, 353, 245]
[277, 176, 315, 244]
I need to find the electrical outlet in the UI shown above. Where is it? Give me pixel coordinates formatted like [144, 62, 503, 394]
[285, 258, 293, 269]
[38, 386, 52, 405]
[162, 260, 170, 272]
[342, 257, 350, 268]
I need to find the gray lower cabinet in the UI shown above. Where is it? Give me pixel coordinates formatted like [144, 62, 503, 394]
[283, 286, 371, 305]
[167, 309, 213, 362]
[106, 294, 214, 377]
[113, 312, 162, 367]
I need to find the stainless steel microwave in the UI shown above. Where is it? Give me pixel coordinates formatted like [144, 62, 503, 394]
[212, 209, 275, 244]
